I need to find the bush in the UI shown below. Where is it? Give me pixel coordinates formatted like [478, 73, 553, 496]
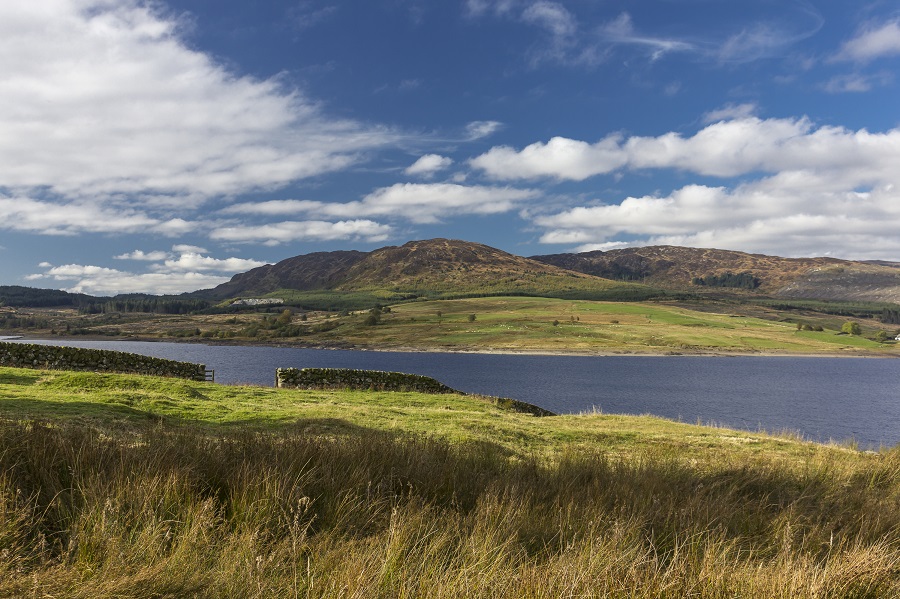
[841, 321, 862, 335]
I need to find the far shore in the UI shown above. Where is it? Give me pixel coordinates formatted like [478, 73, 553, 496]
[8, 333, 899, 359]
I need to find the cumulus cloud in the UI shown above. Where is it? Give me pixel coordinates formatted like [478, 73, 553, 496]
[404, 154, 454, 177]
[535, 178, 900, 259]
[28, 247, 269, 295]
[493, 116, 900, 259]
[209, 220, 393, 245]
[114, 250, 170, 261]
[27, 264, 231, 296]
[0, 0, 396, 205]
[473, 117, 900, 182]
[156, 252, 266, 273]
[833, 20, 900, 63]
[223, 183, 539, 225]
[470, 135, 628, 180]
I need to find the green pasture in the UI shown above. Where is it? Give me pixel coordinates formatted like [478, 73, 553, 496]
[308, 296, 895, 355]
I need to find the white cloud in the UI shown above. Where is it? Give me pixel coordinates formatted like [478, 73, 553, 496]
[222, 183, 539, 225]
[473, 117, 900, 183]
[27, 247, 269, 294]
[220, 201, 323, 216]
[404, 154, 454, 177]
[348, 183, 538, 223]
[522, 1, 575, 38]
[823, 72, 892, 94]
[172, 244, 207, 254]
[27, 263, 230, 296]
[465, 120, 503, 140]
[471, 135, 627, 181]
[209, 220, 393, 245]
[833, 20, 900, 63]
[502, 116, 900, 259]
[0, 195, 160, 235]
[289, 3, 339, 31]
[522, 1, 577, 64]
[597, 13, 694, 61]
[702, 103, 759, 124]
[115, 250, 169, 261]
[534, 177, 900, 259]
[0, 0, 397, 204]
[158, 252, 267, 273]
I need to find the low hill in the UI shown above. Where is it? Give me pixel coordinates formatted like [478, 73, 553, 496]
[0, 285, 96, 308]
[531, 246, 900, 303]
[203, 239, 656, 302]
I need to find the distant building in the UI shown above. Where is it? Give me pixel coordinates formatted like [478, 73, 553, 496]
[231, 298, 285, 307]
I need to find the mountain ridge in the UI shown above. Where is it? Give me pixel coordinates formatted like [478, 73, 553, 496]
[202, 238, 643, 302]
[204, 239, 900, 305]
[530, 245, 900, 303]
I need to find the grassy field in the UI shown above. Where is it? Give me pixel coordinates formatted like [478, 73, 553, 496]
[1, 366, 899, 597]
[309, 297, 898, 355]
[5, 296, 899, 356]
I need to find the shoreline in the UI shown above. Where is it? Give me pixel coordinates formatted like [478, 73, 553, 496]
[8, 333, 898, 359]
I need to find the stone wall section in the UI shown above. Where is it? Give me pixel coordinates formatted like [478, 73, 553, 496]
[276, 367, 458, 394]
[275, 367, 556, 416]
[0, 342, 206, 380]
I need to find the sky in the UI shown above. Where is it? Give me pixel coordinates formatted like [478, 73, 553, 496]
[2, 0, 900, 296]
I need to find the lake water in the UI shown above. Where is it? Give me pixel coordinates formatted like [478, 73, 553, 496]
[8, 339, 900, 448]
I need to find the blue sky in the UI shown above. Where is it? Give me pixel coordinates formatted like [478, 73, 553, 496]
[2, 0, 900, 295]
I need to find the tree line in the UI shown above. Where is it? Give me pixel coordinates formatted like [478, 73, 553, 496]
[691, 272, 761, 290]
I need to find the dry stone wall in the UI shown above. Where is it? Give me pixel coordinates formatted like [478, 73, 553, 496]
[275, 367, 556, 416]
[0, 342, 206, 380]
[276, 367, 458, 394]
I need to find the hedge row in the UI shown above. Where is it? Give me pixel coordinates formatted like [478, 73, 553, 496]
[0, 342, 206, 380]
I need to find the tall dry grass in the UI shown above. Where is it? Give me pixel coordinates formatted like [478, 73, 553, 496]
[1, 420, 898, 597]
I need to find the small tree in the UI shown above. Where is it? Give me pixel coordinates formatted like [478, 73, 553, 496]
[875, 330, 889, 342]
[364, 308, 381, 326]
[841, 321, 861, 335]
[468, 313, 476, 323]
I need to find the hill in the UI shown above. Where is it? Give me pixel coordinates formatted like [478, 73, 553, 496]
[531, 245, 900, 303]
[204, 250, 367, 299]
[203, 239, 658, 303]
[0, 285, 96, 308]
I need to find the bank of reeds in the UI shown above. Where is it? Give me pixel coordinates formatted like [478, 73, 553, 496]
[1, 420, 899, 597]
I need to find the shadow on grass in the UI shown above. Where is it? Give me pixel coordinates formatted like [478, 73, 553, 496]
[0, 370, 43, 386]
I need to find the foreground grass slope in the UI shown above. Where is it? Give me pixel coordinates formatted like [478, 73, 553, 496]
[1, 366, 899, 597]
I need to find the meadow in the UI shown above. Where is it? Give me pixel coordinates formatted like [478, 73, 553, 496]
[307, 297, 896, 355]
[6, 296, 897, 357]
[1, 365, 899, 597]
